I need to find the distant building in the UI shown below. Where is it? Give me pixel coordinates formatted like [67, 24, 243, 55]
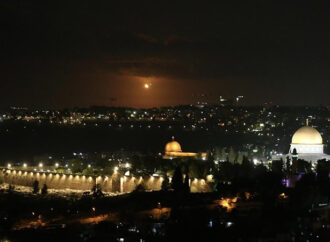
[163, 136, 207, 160]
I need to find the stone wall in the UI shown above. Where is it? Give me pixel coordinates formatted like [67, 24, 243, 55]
[0, 169, 212, 193]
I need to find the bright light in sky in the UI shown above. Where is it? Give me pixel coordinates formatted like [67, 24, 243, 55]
[144, 83, 150, 89]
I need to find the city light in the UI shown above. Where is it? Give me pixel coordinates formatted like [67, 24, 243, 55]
[114, 166, 119, 173]
[0, 3, 329, 241]
[218, 197, 238, 212]
[206, 174, 213, 182]
[279, 193, 288, 199]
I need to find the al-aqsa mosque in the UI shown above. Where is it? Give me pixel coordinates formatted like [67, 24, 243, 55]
[163, 136, 207, 159]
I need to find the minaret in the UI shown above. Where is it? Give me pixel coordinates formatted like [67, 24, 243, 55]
[306, 118, 309, 126]
[291, 148, 298, 173]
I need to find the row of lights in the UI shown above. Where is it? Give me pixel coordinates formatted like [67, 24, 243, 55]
[8, 162, 130, 169]
[5, 170, 95, 180]
[4, 168, 210, 184]
[7, 162, 59, 168]
[5, 165, 212, 183]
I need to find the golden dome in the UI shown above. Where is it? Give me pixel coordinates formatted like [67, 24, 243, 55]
[165, 137, 182, 153]
[292, 126, 323, 145]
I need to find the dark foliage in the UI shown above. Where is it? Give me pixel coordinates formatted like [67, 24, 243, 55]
[171, 167, 183, 192]
[32, 180, 39, 194]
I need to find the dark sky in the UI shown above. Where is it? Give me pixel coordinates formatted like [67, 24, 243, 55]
[1, 1, 330, 108]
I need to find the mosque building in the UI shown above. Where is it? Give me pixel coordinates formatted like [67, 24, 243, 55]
[163, 136, 207, 160]
[273, 120, 330, 163]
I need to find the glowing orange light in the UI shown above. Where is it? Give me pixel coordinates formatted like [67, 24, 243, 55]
[279, 193, 288, 199]
[218, 197, 238, 212]
[144, 83, 150, 89]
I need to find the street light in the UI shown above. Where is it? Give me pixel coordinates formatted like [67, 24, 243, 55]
[39, 163, 43, 168]
[23, 163, 27, 168]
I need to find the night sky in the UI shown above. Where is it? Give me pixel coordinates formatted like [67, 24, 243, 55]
[1, 1, 330, 108]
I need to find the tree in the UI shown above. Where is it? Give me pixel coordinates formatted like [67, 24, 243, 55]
[161, 175, 170, 191]
[316, 159, 330, 195]
[294, 173, 317, 209]
[95, 158, 108, 168]
[188, 162, 201, 178]
[214, 147, 227, 162]
[286, 156, 291, 174]
[54, 168, 66, 174]
[171, 166, 183, 192]
[219, 161, 235, 181]
[131, 154, 145, 172]
[183, 173, 190, 193]
[82, 168, 94, 176]
[228, 147, 237, 164]
[241, 156, 252, 167]
[91, 183, 104, 198]
[32, 180, 39, 194]
[240, 156, 253, 178]
[297, 159, 311, 173]
[206, 150, 214, 163]
[68, 159, 84, 173]
[134, 183, 146, 192]
[100, 166, 115, 176]
[317, 159, 330, 176]
[237, 154, 244, 164]
[8, 184, 15, 193]
[271, 159, 283, 174]
[41, 184, 48, 195]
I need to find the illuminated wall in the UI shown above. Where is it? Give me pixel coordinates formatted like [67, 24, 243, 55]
[0, 169, 212, 193]
[290, 144, 324, 154]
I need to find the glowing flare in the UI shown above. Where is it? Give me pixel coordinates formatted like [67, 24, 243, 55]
[218, 197, 238, 212]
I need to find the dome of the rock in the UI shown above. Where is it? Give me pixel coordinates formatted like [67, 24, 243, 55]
[291, 126, 323, 145]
